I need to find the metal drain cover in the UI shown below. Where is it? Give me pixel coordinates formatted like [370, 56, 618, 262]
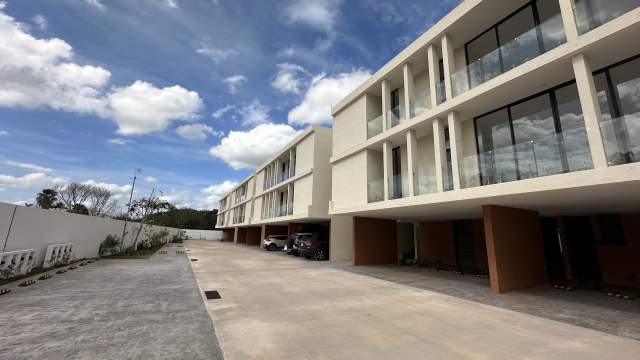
[191, 258, 198, 261]
[204, 290, 221, 300]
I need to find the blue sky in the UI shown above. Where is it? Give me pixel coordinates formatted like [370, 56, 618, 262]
[0, 0, 458, 209]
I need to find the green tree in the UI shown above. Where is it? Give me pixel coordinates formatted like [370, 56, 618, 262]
[35, 188, 63, 209]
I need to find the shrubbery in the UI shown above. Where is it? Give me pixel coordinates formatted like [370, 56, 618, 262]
[99, 234, 121, 256]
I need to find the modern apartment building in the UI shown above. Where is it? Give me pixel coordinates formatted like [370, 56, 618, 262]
[329, 0, 640, 294]
[217, 126, 333, 246]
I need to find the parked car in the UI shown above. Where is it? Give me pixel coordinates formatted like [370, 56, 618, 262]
[296, 233, 328, 261]
[263, 235, 288, 251]
[283, 233, 300, 255]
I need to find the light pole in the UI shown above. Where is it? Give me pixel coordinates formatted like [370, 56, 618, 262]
[119, 169, 142, 253]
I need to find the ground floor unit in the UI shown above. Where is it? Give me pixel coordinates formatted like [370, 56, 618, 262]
[220, 220, 330, 249]
[188, 240, 640, 359]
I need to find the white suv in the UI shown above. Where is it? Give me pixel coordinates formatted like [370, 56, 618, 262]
[263, 235, 288, 251]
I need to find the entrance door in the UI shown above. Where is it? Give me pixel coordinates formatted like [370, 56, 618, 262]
[564, 216, 602, 288]
[454, 220, 476, 273]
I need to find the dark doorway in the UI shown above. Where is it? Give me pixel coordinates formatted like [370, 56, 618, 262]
[564, 216, 602, 288]
[454, 220, 476, 273]
[540, 217, 566, 282]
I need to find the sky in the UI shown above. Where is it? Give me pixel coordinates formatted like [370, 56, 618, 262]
[0, 0, 458, 210]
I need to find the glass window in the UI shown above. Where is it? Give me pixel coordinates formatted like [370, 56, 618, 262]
[475, 109, 517, 184]
[555, 83, 593, 171]
[537, 0, 566, 50]
[467, 30, 501, 87]
[609, 57, 640, 117]
[594, 73, 614, 121]
[574, 0, 640, 34]
[497, 5, 538, 71]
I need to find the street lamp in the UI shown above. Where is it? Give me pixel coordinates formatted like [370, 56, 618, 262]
[119, 168, 142, 253]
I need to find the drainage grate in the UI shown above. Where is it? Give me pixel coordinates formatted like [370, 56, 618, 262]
[204, 290, 221, 300]
[191, 258, 198, 262]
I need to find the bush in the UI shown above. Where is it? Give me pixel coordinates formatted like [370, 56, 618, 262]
[137, 228, 170, 250]
[99, 234, 121, 256]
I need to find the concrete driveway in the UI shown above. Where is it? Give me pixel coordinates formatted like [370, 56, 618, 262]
[0, 245, 222, 360]
[188, 240, 640, 360]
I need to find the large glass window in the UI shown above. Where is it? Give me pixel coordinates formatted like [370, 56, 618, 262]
[473, 82, 592, 185]
[574, 0, 640, 34]
[497, 5, 537, 72]
[467, 30, 500, 88]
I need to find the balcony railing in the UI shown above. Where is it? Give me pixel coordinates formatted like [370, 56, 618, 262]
[600, 114, 640, 166]
[389, 174, 410, 200]
[367, 114, 383, 139]
[459, 127, 593, 188]
[387, 105, 405, 129]
[410, 90, 431, 118]
[574, 0, 640, 34]
[451, 12, 566, 97]
[413, 169, 437, 196]
[367, 178, 384, 203]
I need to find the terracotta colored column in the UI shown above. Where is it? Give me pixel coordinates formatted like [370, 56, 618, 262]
[483, 205, 546, 294]
[236, 227, 247, 244]
[246, 227, 261, 246]
[353, 217, 397, 266]
[418, 220, 456, 267]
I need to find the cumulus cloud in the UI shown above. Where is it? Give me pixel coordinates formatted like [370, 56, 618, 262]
[160, 180, 237, 209]
[238, 100, 270, 126]
[284, 0, 340, 33]
[107, 138, 128, 145]
[82, 179, 132, 198]
[0, 172, 67, 191]
[175, 123, 221, 141]
[106, 81, 203, 135]
[32, 14, 47, 30]
[0, 130, 8, 136]
[196, 45, 238, 63]
[209, 123, 300, 169]
[272, 63, 308, 94]
[211, 104, 234, 119]
[288, 69, 370, 125]
[144, 176, 158, 184]
[85, 0, 106, 11]
[2, 160, 52, 173]
[165, 0, 179, 9]
[0, 8, 203, 136]
[222, 74, 247, 94]
[199, 180, 238, 207]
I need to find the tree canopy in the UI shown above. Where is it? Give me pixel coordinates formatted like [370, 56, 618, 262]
[147, 208, 218, 230]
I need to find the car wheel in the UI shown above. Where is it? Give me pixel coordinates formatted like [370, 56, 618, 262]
[314, 248, 326, 261]
[268, 243, 276, 251]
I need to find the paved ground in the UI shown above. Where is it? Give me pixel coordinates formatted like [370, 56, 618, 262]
[0, 245, 222, 360]
[188, 240, 640, 360]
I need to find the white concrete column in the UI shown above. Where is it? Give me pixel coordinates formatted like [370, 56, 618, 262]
[406, 130, 418, 196]
[447, 111, 463, 190]
[572, 54, 608, 168]
[433, 118, 446, 192]
[559, 0, 579, 42]
[441, 34, 455, 101]
[427, 44, 440, 108]
[403, 63, 414, 120]
[382, 79, 391, 131]
[383, 141, 393, 200]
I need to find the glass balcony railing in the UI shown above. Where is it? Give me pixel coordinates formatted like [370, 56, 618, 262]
[389, 174, 410, 200]
[437, 79, 446, 105]
[459, 127, 593, 188]
[410, 91, 431, 118]
[600, 114, 640, 166]
[367, 178, 384, 203]
[574, 0, 640, 34]
[451, 12, 566, 97]
[413, 169, 437, 196]
[367, 114, 383, 139]
[387, 105, 405, 129]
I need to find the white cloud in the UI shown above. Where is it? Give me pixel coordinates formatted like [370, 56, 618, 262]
[175, 123, 221, 141]
[222, 74, 247, 94]
[32, 14, 47, 30]
[159, 181, 237, 209]
[82, 179, 132, 198]
[144, 176, 158, 184]
[272, 63, 308, 94]
[2, 160, 52, 173]
[196, 45, 238, 63]
[237, 100, 271, 126]
[284, 0, 340, 33]
[165, 0, 180, 8]
[200, 180, 238, 207]
[0, 8, 204, 136]
[211, 104, 234, 119]
[85, 0, 106, 11]
[107, 81, 203, 135]
[107, 138, 128, 145]
[0, 172, 67, 191]
[209, 123, 300, 169]
[288, 69, 370, 125]
[0, 131, 7, 136]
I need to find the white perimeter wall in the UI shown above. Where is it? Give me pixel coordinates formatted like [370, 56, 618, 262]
[183, 229, 222, 240]
[0, 202, 180, 268]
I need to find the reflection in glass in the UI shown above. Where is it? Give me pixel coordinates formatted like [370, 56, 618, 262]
[574, 0, 640, 34]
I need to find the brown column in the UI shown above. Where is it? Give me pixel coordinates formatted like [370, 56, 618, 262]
[418, 221, 456, 267]
[236, 227, 247, 244]
[246, 227, 261, 246]
[353, 217, 397, 266]
[483, 205, 546, 294]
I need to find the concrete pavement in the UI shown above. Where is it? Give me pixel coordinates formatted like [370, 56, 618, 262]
[0, 245, 222, 360]
[188, 240, 640, 360]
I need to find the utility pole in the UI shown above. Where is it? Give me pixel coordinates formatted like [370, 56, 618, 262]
[120, 169, 141, 253]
